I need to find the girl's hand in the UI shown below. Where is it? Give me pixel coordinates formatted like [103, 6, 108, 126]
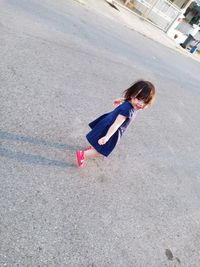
[98, 136, 109, 145]
[113, 98, 124, 107]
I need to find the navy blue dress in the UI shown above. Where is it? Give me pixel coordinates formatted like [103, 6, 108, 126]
[86, 101, 137, 157]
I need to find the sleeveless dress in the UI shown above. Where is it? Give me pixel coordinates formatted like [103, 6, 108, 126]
[86, 101, 137, 157]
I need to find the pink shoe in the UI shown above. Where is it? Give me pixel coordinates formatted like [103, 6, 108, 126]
[76, 150, 85, 167]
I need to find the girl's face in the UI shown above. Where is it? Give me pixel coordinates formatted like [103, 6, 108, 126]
[131, 97, 146, 110]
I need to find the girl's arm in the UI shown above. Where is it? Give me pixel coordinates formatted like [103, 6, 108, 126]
[98, 114, 126, 145]
[113, 98, 125, 107]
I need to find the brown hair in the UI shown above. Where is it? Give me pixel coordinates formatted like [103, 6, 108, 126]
[123, 80, 156, 107]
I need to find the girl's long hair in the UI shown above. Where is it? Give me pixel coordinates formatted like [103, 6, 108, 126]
[123, 80, 156, 107]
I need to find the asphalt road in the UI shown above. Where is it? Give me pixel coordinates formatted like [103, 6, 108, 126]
[1, 0, 200, 266]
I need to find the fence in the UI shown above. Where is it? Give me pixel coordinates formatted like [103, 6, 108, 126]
[114, 0, 182, 31]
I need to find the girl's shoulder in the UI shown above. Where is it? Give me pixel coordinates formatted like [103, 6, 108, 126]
[118, 101, 135, 118]
[120, 101, 134, 110]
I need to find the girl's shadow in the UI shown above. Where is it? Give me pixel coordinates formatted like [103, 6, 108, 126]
[0, 130, 78, 168]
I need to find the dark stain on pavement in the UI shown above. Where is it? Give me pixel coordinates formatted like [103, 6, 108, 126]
[165, 249, 174, 261]
[165, 249, 181, 265]
[98, 174, 108, 183]
[175, 257, 181, 264]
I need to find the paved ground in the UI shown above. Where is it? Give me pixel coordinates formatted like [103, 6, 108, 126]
[0, 0, 200, 266]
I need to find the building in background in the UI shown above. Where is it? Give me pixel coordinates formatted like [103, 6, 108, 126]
[172, 1, 200, 47]
[115, 0, 200, 49]
[115, 0, 193, 31]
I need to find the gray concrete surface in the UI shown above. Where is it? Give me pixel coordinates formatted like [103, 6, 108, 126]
[0, 0, 200, 266]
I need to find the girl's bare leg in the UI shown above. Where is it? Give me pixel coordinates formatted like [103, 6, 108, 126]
[84, 148, 101, 159]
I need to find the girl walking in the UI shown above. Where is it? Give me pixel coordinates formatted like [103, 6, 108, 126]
[76, 80, 156, 167]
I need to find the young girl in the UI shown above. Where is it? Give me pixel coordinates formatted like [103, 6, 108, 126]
[76, 80, 156, 167]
